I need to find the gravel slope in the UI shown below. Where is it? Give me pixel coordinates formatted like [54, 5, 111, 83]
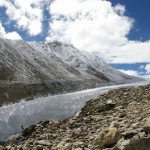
[2, 83, 150, 150]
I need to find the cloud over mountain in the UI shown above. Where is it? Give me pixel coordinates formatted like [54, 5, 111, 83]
[0, 0, 150, 66]
[0, 0, 46, 36]
[47, 0, 133, 52]
[0, 23, 21, 40]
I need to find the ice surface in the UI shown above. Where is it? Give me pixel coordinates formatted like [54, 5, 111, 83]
[0, 81, 149, 141]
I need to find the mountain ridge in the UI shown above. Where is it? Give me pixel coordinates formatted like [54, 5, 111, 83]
[0, 38, 142, 106]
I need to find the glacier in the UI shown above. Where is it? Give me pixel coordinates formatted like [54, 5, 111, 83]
[0, 81, 149, 141]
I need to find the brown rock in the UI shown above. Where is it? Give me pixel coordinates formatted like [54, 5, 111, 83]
[34, 140, 51, 146]
[72, 141, 85, 148]
[57, 141, 72, 150]
[142, 117, 150, 132]
[93, 128, 121, 148]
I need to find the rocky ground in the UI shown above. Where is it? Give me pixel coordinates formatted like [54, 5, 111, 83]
[1, 84, 150, 150]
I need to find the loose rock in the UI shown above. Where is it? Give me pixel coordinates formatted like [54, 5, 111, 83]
[2, 84, 150, 150]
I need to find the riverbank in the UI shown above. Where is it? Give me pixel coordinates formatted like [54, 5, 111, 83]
[1, 83, 150, 150]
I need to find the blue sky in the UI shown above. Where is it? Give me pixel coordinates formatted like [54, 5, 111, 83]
[111, 0, 150, 41]
[110, 0, 150, 77]
[0, 0, 150, 77]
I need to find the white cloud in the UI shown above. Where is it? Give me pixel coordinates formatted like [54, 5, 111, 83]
[4, 32, 22, 40]
[0, 0, 149, 65]
[143, 75, 150, 80]
[0, 23, 6, 37]
[105, 41, 150, 64]
[0, 0, 46, 36]
[119, 69, 139, 77]
[139, 65, 144, 69]
[145, 64, 150, 74]
[119, 68, 150, 78]
[46, 0, 150, 64]
[0, 23, 22, 40]
[47, 0, 133, 51]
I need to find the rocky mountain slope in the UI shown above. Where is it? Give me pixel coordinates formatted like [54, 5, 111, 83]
[0, 38, 141, 105]
[2, 83, 150, 150]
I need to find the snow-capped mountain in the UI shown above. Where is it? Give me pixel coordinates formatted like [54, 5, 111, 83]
[45, 41, 138, 83]
[0, 38, 142, 105]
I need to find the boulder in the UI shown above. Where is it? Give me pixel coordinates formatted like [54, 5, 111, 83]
[93, 128, 121, 148]
[114, 137, 150, 150]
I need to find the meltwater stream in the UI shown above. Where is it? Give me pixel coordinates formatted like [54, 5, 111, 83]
[0, 81, 149, 141]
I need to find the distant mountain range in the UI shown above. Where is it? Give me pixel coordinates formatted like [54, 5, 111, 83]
[0, 38, 142, 105]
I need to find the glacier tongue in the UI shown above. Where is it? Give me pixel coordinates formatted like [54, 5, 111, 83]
[0, 81, 148, 141]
